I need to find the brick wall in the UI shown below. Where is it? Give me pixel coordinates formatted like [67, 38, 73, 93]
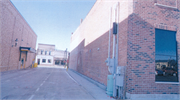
[0, 0, 37, 72]
[126, 0, 180, 94]
[69, 0, 180, 95]
[70, 0, 133, 86]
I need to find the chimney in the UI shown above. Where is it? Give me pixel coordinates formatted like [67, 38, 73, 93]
[80, 19, 83, 24]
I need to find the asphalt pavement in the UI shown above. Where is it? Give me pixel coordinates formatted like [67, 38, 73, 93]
[0, 66, 114, 100]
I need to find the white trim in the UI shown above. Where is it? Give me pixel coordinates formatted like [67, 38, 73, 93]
[154, 3, 177, 10]
[155, 82, 179, 84]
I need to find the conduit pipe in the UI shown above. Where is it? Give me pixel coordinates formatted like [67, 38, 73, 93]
[108, 7, 112, 58]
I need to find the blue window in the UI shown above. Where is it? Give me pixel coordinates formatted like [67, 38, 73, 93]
[155, 29, 178, 82]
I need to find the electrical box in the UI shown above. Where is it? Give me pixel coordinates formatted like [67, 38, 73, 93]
[116, 66, 124, 75]
[105, 58, 115, 74]
[116, 66, 125, 86]
[116, 75, 123, 86]
[116, 67, 121, 75]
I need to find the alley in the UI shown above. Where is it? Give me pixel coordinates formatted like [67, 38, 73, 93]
[0, 67, 111, 100]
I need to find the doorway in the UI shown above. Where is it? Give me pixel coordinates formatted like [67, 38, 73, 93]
[21, 58, 25, 69]
[37, 59, 40, 65]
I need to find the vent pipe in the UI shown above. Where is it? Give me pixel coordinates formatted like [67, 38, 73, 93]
[80, 19, 83, 24]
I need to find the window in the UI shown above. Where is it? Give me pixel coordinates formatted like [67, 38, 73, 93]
[41, 50, 43, 55]
[49, 51, 51, 55]
[155, 29, 178, 82]
[48, 59, 51, 63]
[45, 51, 47, 55]
[42, 59, 46, 63]
[55, 60, 60, 65]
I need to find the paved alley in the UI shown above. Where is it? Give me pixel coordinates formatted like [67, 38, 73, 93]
[0, 67, 113, 100]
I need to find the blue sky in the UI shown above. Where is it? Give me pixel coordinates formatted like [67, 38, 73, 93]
[11, 0, 96, 51]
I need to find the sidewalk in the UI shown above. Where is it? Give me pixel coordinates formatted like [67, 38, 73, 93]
[66, 69, 115, 100]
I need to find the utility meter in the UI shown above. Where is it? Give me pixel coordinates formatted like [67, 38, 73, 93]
[105, 58, 115, 74]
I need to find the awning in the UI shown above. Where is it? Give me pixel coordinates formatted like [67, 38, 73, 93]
[19, 47, 36, 53]
[19, 47, 36, 61]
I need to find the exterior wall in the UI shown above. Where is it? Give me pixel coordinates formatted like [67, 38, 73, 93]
[36, 44, 55, 66]
[36, 55, 54, 65]
[54, 50, 65, 59]
[36, 44, 67, 66]
[54, 50, 67, 65]
[70, 0, 133, 86]
[0, 0, 37, 72]
[37, 44, 55, 55]
[126, 0, 180, 95]
[69, 0, 180, 98]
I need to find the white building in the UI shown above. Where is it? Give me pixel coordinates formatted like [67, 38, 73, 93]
[36, 43, 68, 66]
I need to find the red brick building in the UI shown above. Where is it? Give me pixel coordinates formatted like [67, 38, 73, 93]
[70, 0, 180, 99]
[0, 0, 37, 72]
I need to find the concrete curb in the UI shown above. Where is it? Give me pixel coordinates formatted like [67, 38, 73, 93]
[68, 69, 107, 91]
